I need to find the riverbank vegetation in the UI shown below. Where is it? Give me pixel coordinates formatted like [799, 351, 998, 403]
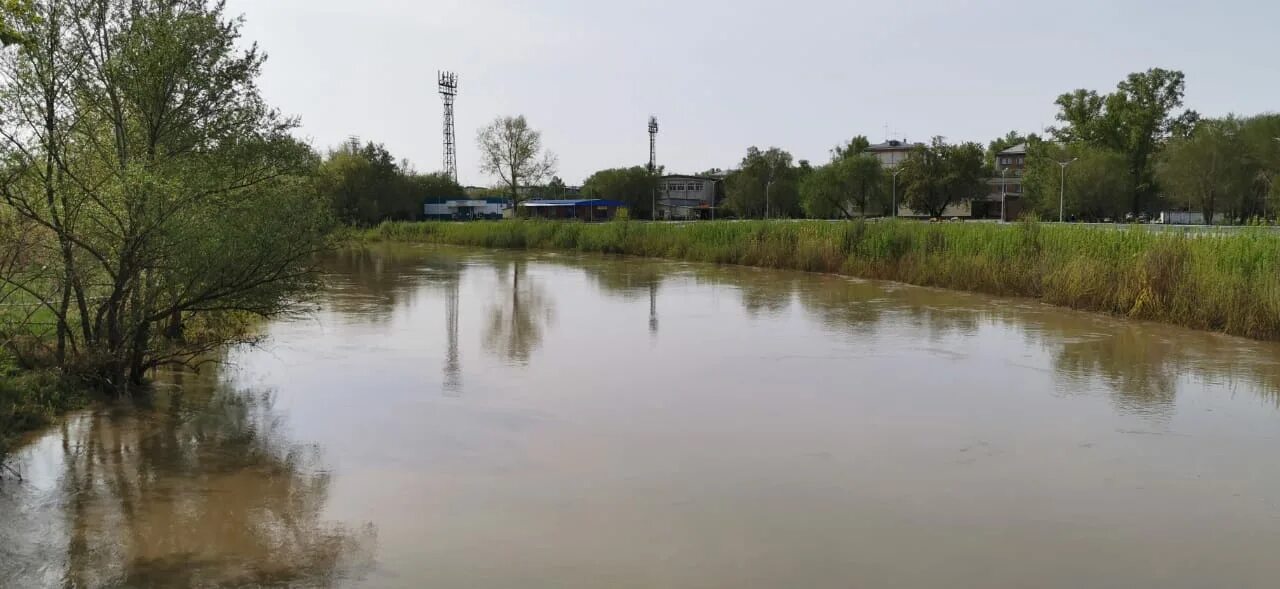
[359, 219, 1280, 341]
[0, 0, 336, 460]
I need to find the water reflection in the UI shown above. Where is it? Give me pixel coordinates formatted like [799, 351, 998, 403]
[0, 368, 375, 588]
[484, 259, 555, 364]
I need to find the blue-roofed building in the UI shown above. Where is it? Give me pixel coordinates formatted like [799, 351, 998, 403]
[518, 199, 628, 221]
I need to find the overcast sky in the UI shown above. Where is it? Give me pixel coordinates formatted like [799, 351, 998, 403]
[224, 0, 1278, 187]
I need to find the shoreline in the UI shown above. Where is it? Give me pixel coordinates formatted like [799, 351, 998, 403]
[353, 218, 1280, 342]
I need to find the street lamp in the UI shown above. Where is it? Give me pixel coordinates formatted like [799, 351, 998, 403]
[1000, 167, 1009, 222]
[1057, 158, 1077, 223]
[765, 178, 775, 219]
[892, 167, 905, 218]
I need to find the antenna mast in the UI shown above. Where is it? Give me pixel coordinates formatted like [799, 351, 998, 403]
[438, 71, 459, 182]
[648, 116, 659, 173]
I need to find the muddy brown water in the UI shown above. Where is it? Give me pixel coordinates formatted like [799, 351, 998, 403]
[4, 244, 1280, 588]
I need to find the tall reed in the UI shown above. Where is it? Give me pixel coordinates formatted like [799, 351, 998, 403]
[357, 219, 1280, 340]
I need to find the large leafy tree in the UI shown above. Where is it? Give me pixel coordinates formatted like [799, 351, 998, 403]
[801, 137, 884, 218]
[318, 139, 461, 224]
[1049, 68, 1199, 214]
[0, 0, 332, 390]
[1024, 140, 1130, 221]
[898, 138, 986, 218]
[580, 166, 658, 218]
[476, 115, 557, 211]
[724, 147, 801, 218]
[1158, 117, 1252, 224]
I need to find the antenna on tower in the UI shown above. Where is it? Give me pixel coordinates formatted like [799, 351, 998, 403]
[648, 116, 659, 173]
[438, 71, 459, 182]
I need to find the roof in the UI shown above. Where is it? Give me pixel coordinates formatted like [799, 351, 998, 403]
[998, 143, 1028, 156]
[866, 139, 923, 152]
[519, 199, 628, 207]
[660, 174, 717, 181]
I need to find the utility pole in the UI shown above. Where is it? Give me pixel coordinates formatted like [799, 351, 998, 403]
[1001, 167, 1008, 222]
[892, 168, 904, 218]
[1057, 158, 1077, 222]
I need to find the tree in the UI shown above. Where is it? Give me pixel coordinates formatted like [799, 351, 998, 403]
[1049, 68, 1199, 214]
[581, 166, 658, 218]
[0, 0, 332, 390]
[476, 115, 557, 211]
[724, 147, 801, 218]
[801, 149, 884, 219]
[1025, 141, 1130, 221]
[318, 139, 461, 224]
[1158, 117, 1250, 224]
[898, 138, 986, 218]
[546, 176, 567, 199]
[1238, 114, 1280, 219]
[832, 135, 871, 160]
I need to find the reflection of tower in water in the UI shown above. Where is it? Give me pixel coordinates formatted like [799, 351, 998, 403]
[649, 281, 658, 334]
[443, 273, 462, 395]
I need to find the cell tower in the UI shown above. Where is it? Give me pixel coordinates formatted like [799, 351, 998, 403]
[647, 116, 659, 173]
[438, 71, 459, 182]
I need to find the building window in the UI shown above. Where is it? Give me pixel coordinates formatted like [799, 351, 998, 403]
[1000, 157, 1010, 165]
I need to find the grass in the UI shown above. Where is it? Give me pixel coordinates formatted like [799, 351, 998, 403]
[0, 361, 87, 465]
[356, 218, 1280, 341]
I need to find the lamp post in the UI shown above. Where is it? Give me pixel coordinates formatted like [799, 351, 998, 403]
[892, 167, 904, 218]
[1057, 158, 1077, 223]
[1000, 167, 1008, 222]
[765, 178, 775, 220]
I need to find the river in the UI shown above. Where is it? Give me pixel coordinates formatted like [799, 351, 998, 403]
[4, 244, 1280, 588]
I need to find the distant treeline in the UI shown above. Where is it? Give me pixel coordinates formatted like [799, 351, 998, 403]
[571, 69, 1279, 224]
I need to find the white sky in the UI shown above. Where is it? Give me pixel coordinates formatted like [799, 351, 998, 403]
[225, 0, 1279, 186]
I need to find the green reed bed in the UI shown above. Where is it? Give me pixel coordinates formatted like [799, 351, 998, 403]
[358, 219, 1280, 341]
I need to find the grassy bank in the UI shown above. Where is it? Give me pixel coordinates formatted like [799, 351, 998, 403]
[357, 219, 1280, 341]
[0, 366, 87, 464]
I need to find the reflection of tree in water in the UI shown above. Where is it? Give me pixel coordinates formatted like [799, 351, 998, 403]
[323, 245, 462, 322]
[779, 267, 1280, 416]
[1052, 326, 1179, 416]
[1, 368, 375, 588]
[484, 260, 555, 364]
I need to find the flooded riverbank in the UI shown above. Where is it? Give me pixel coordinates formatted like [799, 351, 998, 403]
[4, 244, 1280, 588]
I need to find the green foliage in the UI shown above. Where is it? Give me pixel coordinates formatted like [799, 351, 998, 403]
[1024, 140, 1130, 221]
[898, 137, 986, 218]
[1050, 68, 1199, 214]
[1157, 117, 1252, 224]
[800, 153, 884, 218]
[581, 166, 658, 218]
[724, 147, 802, 218]
[319, 139, 463, 225]
[361, 219, 1280, 341]
[0, 0, 333, 392]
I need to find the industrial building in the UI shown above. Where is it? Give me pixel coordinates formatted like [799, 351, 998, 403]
[519, 199, 628, 221]
[658, 175, 718, 220]
[423, 198, 510, 220]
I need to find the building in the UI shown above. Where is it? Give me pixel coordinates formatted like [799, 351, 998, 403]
[423, 198, 510, 220]
[519, 199, 628, 221]
[658, 175, 718, 220]
[866, 139, 922, 169]
[978, 143, 1027, 221]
